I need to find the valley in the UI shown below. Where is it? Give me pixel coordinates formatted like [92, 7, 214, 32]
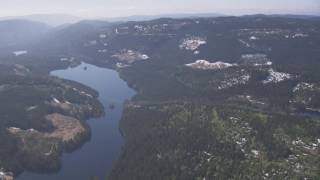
[0, 15, 319, 179]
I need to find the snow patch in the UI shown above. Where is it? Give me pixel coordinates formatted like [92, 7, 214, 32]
[26, 106, 38, 111]
[251, 150, 260, 158]
[293, 33, 308, 38]
[293, 82, 316, 92]
[13, 50, 28, 56]
[239, 39, 251, 47]
[112, 49, 149, 64]
[98, 49, 108, 53]
[245, 95, 266, 105]
[60, 57, 75, 62]
[249, 36, 258, 40]
[263, 69, 292, 84]
[7, 127, 22, 134]
[60, 58, 69, 61]
[185, 60, 235, 70]
[99, 34, 107, 39]
[116, 63, 130, 68]
[218, 74, 251, 90]
[241, 54, 272, 66]
[180, 36, 206, 51]
[52, 98, 61, 104]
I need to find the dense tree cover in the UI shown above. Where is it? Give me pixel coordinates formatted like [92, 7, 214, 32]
[105, 16, 320, 179]
[110, 103, 319, 179]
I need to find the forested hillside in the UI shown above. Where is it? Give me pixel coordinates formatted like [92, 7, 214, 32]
[0, 15, 319, 179]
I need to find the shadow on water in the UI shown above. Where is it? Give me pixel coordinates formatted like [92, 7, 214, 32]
[18, 62, 136, 180]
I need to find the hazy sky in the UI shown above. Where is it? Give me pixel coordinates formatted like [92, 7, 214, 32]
[0, 0, 319, 17]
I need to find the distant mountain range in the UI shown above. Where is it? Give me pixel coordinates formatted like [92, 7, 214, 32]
[0, 14, 83, 27]
[101, 13, 225, 22]
[0, 13, 318, 28]
[241, 14, 320, 19]
[0, 13, 225, 27]
[0, 19, 51, 49]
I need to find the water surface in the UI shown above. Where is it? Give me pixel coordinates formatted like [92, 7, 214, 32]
[18, 62, 135, 180]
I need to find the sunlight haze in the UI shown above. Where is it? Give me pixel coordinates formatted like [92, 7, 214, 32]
[0, 0, 319, 18]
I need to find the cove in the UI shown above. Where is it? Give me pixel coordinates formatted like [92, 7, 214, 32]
[18, 62, 136, 180]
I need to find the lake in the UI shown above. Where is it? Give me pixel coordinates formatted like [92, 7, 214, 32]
[18, 62, 136, 180]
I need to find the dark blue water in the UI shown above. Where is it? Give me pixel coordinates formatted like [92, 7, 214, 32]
[18, 63, 135, 180]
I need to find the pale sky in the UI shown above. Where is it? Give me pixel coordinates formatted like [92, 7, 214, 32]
[0, 0, 319, 18]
